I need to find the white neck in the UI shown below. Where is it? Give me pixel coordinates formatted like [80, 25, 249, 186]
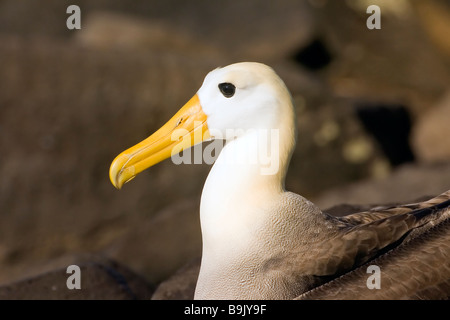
[195, 72, 298, 298]
[195, 121, 296, 299]
[199, 120, 295, 249]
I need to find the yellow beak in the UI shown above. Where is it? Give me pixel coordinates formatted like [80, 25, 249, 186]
[109, 94, 210, 189]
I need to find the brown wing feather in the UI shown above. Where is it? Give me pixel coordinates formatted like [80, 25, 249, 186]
[340, 190, 450, 225]
[296, 218, 450, 300]
[301, 192, 450, 277]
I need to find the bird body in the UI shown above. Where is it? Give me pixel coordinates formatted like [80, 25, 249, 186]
[110, 62, 450, 299]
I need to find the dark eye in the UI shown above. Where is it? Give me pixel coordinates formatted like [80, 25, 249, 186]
[218, 82, 236, 98]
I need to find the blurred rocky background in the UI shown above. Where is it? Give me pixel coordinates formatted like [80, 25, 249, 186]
[0, 0, 449, 299]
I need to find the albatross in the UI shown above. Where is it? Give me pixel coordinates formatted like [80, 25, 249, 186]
[109, 62, 450, 299]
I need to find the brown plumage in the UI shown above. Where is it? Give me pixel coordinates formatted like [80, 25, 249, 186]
[296, 190, 450, 299]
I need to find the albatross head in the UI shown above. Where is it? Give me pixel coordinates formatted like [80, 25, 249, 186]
[110, 62, 296, 189]
[198, 62, 294, 138]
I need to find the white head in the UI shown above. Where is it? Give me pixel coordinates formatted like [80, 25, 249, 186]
[198, 62, 295, 141]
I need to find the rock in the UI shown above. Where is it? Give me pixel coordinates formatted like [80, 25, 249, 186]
[355, 103, 415, 167]
[0, 34, 214, 286]
[151, 257, 200, 300]
[323, 203, 373, 217]
[412, 90, 450, 163]
[0, 0, 316, 62]
[287, 95, 390, 198]
[413, 0, 450, 62]
[75, 12, 223, 59]
[313, 0, 450, 115]
[0, 255, 155, 299]
[110, 199, 202, 285]
[313, 162, 450, 209]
